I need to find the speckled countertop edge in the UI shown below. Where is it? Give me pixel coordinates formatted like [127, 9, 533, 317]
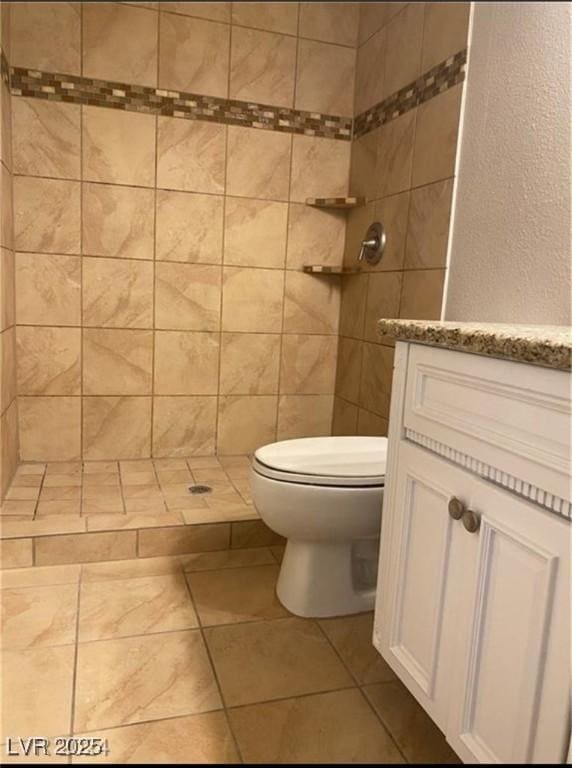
[378, 320, 572, 371]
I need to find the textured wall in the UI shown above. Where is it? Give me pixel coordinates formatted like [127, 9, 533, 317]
[445, 2, 571, 324]
[9, 1, 358, 462]
[0, 3, 18, 496]
[332, 2, 469, 437]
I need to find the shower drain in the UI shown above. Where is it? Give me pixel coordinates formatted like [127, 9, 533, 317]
[188, 484, 212, 495]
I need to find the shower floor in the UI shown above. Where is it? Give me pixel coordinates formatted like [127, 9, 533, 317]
[0, 456, 282, 567]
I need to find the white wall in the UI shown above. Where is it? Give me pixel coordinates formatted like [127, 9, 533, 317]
[444, 2, 571, 325]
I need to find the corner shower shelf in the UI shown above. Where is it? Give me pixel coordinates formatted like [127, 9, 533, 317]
[302, 265, 361, 275]
[305, 196, 365, 209]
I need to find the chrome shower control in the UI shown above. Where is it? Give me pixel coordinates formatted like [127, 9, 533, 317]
[358, 222, 386, 265]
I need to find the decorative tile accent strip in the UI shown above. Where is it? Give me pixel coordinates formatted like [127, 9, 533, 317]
[305, 197, 365, 209]
[354, 48, 467, 138]
[1, 50, 9, 87]
[406, 429, 571, 521]
[10, 66, 352, 141]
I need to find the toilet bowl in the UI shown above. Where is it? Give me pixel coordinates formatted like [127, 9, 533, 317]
[251, 436, 387, 618]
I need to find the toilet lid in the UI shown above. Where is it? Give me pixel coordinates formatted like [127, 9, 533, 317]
[253, 436, 387, 487]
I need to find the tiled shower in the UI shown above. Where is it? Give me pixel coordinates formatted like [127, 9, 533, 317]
[0, 1, 469, 499]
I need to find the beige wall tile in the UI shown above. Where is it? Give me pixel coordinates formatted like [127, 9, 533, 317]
[399, 269, 445, 320]
[1, 538, 33, 569]
[11, 2, 81, 73]
[422, 2, 469, 71]
[83, 2, 158, 86]
[138, 523, 230, 557]
[221, 267, 284, 333]
[226, 127, 291, 201]
[220, 333, 281, 395]
[350, 130, 378, 200]
[364, 272, 402, 343]
[0, 248, 15, 332]
[1, 401, 19, 500]
[36, 531, 137, 566]
[224, 198, 288, 269]
[299, 2, 359, 47]
[154, 331, 220, 394]
[16, 253, 81, 326]
[83, 396, 152, 459]
[230, 27, 296, 108]
[232, 2, 298, 34]
[286, 205, 345, 270]
[1, 79, 12, 173]
[357, 408, 388, 437]
[384, 2, 425, 96]
[0, 165, 13, 252]
[157, 117, 226, 194]
[280, 334, 337, 394]
[161, 2, 231, 22]
[335, 336, 362, 403]
[17, 326, 81, 395]
[343, 200, 374, 268]
[19, 396, 81, 461]
[339, 274, 367, 339]
[283, 271, 340, 334]
[155, 189, 223, 264]
[412, 84, 462, 187]
[159, 13, 229, 96]
[1, 326, 16, 412]
[83, 257, 153, 328]
[295, 40, 355, 115]
[375, 110, 416, 198]
[217, 395, 277, 454]
[83, 107, 156, 187]
[156, 262, 221, 331]
[290, 136, 350, 202]
[277, 394, 333, 439]
[405, 179, 453, 269]
[83, 329, 153, 395]
[332, 396, 359, 435]
[12, 99, 80, 180]
[14, 177, 80, 254]
[359, 342, 393, 417]
[153, 396, 217, 457]
[82, 183, 154, 260]
[355, 28, 386, 115]
[358, 2, 405, 46]
[371, 192, 409, 272]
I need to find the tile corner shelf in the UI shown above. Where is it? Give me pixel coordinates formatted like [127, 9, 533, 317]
[302, 265, 361, 275]
[305, 197, 366, 209]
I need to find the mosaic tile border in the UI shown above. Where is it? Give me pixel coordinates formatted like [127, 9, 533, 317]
[354, 48, 467, 138]
[10, 66, 352, 140]
[9, 48, 466, 142]
[1, 50, 9, 87]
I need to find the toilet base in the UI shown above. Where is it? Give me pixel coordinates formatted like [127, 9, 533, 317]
[276, 537, 379, 618]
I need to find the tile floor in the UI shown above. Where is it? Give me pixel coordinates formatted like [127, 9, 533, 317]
[1, 549, 460, 764]
[0, 456, 257, 536]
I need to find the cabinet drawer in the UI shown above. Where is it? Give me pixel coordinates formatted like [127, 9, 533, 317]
[403, 344, 571, 503]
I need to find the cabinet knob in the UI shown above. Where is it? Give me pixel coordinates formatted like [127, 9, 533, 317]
[448, 497, 465, 520]
[462, 509, 481, 534]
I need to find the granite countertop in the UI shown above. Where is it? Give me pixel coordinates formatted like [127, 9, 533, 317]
[378, 320, 572, 371]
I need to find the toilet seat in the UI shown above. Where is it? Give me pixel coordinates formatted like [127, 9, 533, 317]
[253, 436, 387, 488]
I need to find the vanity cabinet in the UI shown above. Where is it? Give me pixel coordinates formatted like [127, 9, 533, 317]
[374, 341, 571, 764]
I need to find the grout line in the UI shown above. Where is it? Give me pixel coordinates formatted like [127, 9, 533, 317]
[181, 566, 245, 763]
[69, 562, 83, 736]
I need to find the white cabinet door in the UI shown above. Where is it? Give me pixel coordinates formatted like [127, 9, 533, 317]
[447, 479, 571, 764]
[374, 441, 471, 731]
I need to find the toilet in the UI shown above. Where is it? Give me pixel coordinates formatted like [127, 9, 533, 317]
[251, 435, 388, 618]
